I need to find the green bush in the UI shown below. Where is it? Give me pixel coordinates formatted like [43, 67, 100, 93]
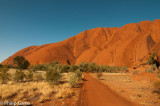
[13, 56, 30, 70]
[0, 66, 10, 84]
[96, 72, 103, 79]
[26, 70, 33, 81]
[35, 73, 44, 82]
[46, 66, 62, 85]
[69, 73, 79, 88]
[14, 70, 26, 82]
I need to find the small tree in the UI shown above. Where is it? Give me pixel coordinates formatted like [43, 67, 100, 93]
[13, 56, 30, 70]
[0, 66, 10, 84]
[14, 70, 26, 82]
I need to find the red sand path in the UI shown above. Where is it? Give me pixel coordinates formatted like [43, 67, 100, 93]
[79, 73, 135, 106]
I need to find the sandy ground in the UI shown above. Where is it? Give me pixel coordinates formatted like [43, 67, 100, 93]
[79, 73, 134, 106]
[91, 73, 160, 106]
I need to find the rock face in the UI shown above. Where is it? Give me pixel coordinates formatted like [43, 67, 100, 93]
[2, 19, 160, 67]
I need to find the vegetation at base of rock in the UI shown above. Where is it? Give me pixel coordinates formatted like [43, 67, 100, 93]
[32, 64, 45, 70]
[13, 56, 30, 70]
[146, 52, 159, 66]
[31, 61, 128, 73]
[151, 64, 157, 70]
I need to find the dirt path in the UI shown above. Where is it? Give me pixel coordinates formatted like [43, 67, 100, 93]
[79, 73, 135, 106]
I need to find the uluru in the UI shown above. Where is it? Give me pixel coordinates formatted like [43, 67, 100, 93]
[2, 19, 160, 67]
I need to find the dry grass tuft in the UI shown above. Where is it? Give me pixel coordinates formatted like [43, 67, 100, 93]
[54, 83, 74, 99]
[0, 82, 54, 102]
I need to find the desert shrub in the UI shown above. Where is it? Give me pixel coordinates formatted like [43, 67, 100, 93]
[69, 73, 79, 87]
[153, 80, 160, 91]
[13, 56, 30, 70]
[0, 66, 10, 84]
[151, 64, 157, 70]
[32, 64, 45, 71]
[78, 62, 89, 72]
[14, 70, 26, 82]
[35, 73, 44, 82]
[102, 65, 124, 73]
[69, 65, 79, 72]
[46, 66, 62, 85]
[75, 69, 82, 81]
[146, 52, 157, 65]
[97, 72, 103, 79]
[88, 63, 98, 72]
[61, 64, 70, 73]
[99, 65, 106, 72]
[26, 70, 33, 81]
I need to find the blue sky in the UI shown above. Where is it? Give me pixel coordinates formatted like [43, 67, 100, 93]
[0, 0, 160, 63]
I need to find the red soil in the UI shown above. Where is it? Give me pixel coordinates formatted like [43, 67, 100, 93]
[2, 19, 160, 67]
[79, 73, 135, 106]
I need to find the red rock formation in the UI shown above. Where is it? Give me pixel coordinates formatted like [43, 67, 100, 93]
[2, 19, 160, 67]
